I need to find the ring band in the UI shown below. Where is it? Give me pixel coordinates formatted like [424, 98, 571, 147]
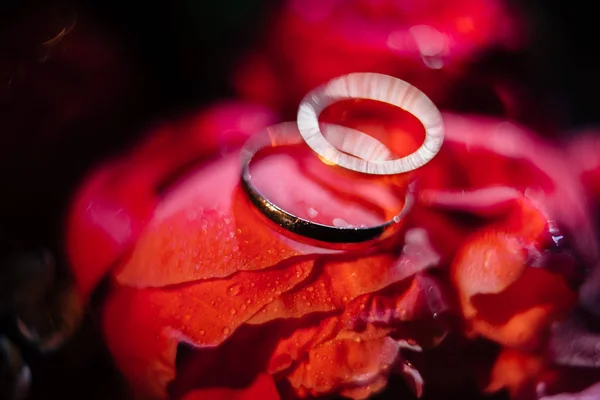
[297, 72, 444, 175]
[240, 122, 415, 249]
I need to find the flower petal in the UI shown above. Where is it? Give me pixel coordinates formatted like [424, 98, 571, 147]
[248, 226, 442, 325]
[549, 310, 600, 368]
[115, 134, 404, 288]
[102, 258, 314, 398]
[286, 335, 400, 399]
[462, 265, 575, 350]
[452, 231, 530, 302]
[66, 102, 277, 299]
[539, 381, 600, 400]
[485, 348, 544, 398]
[180, 374, 280, 400]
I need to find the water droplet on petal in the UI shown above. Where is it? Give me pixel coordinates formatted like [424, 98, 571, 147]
[333, 218, 350, 227]
[230, 308, 237, 315]
[199, 329, 206, 336]
[223, 327, 231, 335]
[227, 283, 242, 296]
[307, 287, 314, 292]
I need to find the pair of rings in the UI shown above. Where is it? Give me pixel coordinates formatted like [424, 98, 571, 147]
[240, 72, 445, 249]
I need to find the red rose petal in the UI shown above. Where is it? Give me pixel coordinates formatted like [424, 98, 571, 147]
[286, 336, 400, 398]
[114, 154, 305, 287]
[463, 265, 575, 350]
[452, 231, 529, 302]
[234, 0, 521, 112]
[485, 349, 544, 398]
[566, 132, 600, 203]
[344, 273, 450, 331]
[116, 133, 405, 288]
[433, 114, 597, 263]
[248, 226, 443, 325]
[66, 162, 158, 299]
[102, 258, 313, 398]
[266, 316, 341, 375]
[180, 374, 280, 400]
[66, 102, 277, 299]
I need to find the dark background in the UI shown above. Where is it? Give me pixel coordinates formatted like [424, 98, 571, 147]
[1, 0, 598, 399]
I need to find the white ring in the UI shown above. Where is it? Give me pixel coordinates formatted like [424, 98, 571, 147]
[297, 72, 445, 175]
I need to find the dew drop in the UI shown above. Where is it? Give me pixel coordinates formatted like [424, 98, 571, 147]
[342, 296, 348, 302]
[199, 329, 206, 336]
[236, 228, 242, 234]
[230, 308, 237, 315]
[223, 327, 231, 335]
[227, 283, 242, 296]
[307, 287, 314, 292]
[333, 218, 350, 227]
[240, 304, 247, 310]
[246, 298, 252, 304]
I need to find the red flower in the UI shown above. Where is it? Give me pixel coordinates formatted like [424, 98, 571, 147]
[233, 0, 523, 114]
[66, 101, 593, 399]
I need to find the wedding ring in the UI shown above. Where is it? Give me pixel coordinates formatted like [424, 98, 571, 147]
[240, 122, 414, 249]
[297, 72, 444, 175]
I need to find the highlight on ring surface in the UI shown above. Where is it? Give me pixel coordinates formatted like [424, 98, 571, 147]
[297, 72, 444, 175]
